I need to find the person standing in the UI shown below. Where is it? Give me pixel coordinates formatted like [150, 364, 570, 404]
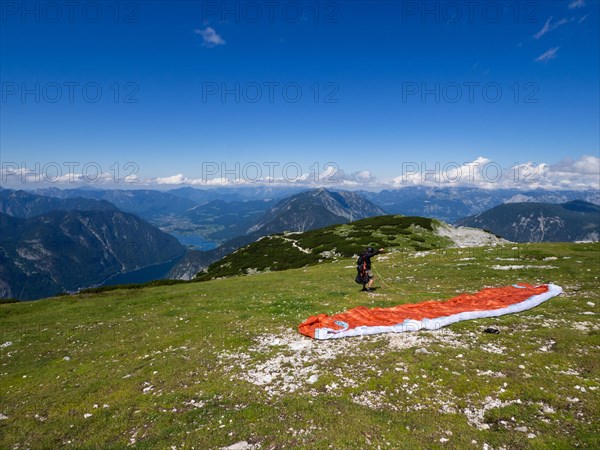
[356, 246, 385, 291]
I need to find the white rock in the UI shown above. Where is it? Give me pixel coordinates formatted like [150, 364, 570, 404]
[415, 348, 430, 354]
[307, 375, 319, 384]
[220, 441, 254, 450]
[436, 224, 508, 247]
[515, 426, 528, 432]
[0, 413, 8, 420]
[63, 356, 71, 361]
[1, 342, 12, 348]
[490, 264, 558, 270]
[84, 413, 92, 419]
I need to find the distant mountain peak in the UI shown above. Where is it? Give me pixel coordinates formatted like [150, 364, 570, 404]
[247, 188, 386, 235]
[456, 200, 599, 243]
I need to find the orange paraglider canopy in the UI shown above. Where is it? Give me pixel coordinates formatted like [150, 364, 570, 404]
[299, 283, 562, 339]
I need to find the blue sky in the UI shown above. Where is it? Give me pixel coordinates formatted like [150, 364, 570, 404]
[1, 0, 598, 189]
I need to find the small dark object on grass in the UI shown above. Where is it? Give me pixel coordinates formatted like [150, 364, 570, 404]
[484, 327, 500, 334]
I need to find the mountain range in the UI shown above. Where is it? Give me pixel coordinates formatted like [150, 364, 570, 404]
[1, 188, 118, 218]
[166, 189, 389, 279]
[0, 190, 186, 300]
[456, 200, 600, 243]
[30, 186, 388, 246]
[30, 186, 600, 239]
[0, 188, 387, 298]
[30, 187, 286, 245]
[3, 185, 599, 299]
[359, 187, 600, 223]
[32, 187, 197, 220]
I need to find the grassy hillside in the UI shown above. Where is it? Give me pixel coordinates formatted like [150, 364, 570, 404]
[197, 215, 453, 281]
[1, 242, 599, 449]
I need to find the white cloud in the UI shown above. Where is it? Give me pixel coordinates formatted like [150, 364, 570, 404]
[194, 27, 226, 48]
[155, 174, 186, 184]
[144, 167, 383, 189]
[568, 0, 585, 9]
[326, 169, 380, 187]
[535, 47, 560, 62]
[533, 17, 552, 39]
[1, 165, 118, 185]
[533, 17, 572, 39]
[382, 156, 599, 191]
[2, 157, 597, 192]
[153, 174, 252, 186]
[554, 17, 572, 27]
[188, 177, 236, 186]
[356, 170, 374, 180]
[390, 157, 506, 189]
[552, 155, 600, 177]
[0, 166, 35, 178]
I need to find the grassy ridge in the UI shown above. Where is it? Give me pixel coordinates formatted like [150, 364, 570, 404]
[196, 215, 452, 280]
[1, 242, 599, 448]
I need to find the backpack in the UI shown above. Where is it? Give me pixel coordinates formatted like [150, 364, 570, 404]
[355, 254, 368, 284]
[356, 254, 365, 267]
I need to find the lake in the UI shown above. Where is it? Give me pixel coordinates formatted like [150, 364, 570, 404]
[100, 257, 182, 287]
[169, 233, 218, 250]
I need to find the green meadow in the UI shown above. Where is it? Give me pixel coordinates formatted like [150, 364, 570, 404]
[1, 241, 598, 449]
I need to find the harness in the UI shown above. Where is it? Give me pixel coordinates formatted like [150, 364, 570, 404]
[359, 259, 367, 279]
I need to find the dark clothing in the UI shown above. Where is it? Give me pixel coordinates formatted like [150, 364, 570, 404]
[355, 249, 381, 286]
[360, 249, 381, 270]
